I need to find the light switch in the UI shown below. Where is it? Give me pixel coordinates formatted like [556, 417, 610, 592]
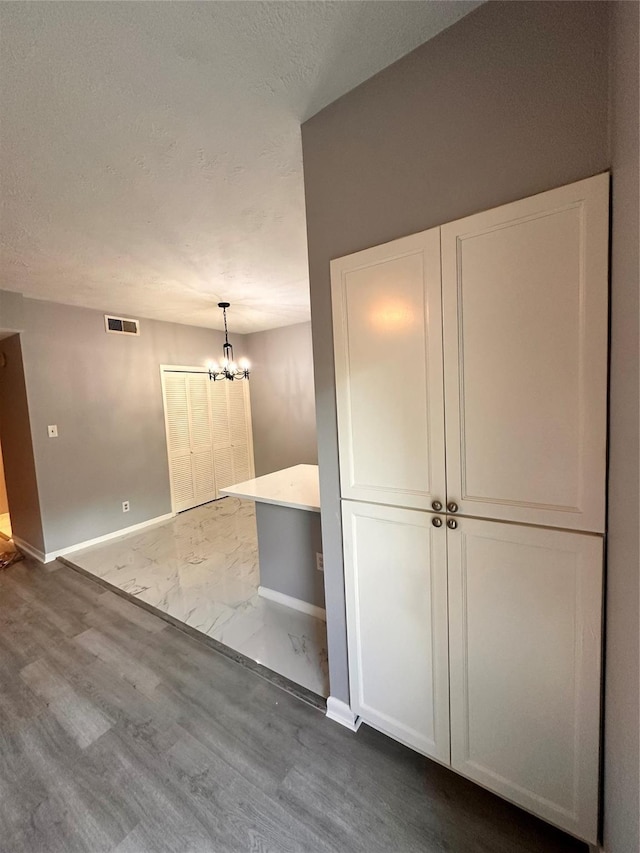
[47, 425, 58, 438]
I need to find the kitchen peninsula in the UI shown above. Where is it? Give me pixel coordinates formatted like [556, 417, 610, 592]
[221, 464, 325, 618]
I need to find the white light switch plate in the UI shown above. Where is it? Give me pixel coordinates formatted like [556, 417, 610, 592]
[47, 425, 58, 438]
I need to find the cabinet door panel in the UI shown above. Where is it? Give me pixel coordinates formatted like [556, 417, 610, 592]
[442, 174, 609, 532]
[447, 517, 602, 842]
[332, 229, 446, 510]
[343, 501, 450, 762]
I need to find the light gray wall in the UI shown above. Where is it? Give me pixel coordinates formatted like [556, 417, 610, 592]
[0, 288, 24, 331]
[301, 0, 610, 705]
[244, 322, 317, 476]
[0, 333, 45, 550]
[604, 4, 640, 852]
[255, 503, 324, 609]
[15, 296, 226, 553]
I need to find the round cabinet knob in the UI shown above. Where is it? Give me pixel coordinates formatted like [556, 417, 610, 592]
[447, 518, 458, 530]
[432, 500, 443, 512]
[432, 516, 443, 528]
[447, 501, 459, 513]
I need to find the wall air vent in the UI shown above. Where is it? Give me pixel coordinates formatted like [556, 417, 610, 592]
[104, 315, 140, 336]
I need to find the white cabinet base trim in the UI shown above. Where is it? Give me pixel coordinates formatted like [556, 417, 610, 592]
[326, 697, 362, 731]
[258, 586, 326, 621]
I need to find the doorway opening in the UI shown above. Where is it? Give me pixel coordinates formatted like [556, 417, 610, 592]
[0, 435, 10, 540]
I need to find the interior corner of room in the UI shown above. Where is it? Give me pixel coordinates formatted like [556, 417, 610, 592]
[0, 2, 637, 852]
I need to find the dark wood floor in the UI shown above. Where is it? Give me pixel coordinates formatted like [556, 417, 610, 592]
[0, 557, 587, 853]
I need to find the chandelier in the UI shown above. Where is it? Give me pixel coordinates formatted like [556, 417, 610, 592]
[208, 302, 250, 381]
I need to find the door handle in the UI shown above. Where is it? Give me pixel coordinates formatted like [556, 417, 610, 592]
[432, 516, 443, 528]
[447, 518, 458, 530]
[447, 501, 459, 513]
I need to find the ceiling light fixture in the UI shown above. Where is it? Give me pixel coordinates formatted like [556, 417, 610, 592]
[208, 302, 250, 381]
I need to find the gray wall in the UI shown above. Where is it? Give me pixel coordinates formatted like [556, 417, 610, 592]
[0, 333, 45, 550]
[301, 0, 610, 711]
[0, 293, 319, 554]
[13, 295, 226, 553]
[255, 503, 325, 610]
[244, 322, 317, 476]
[604, 4, 640, 852]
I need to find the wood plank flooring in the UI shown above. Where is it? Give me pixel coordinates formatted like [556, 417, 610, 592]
[0, 558, 588, 853]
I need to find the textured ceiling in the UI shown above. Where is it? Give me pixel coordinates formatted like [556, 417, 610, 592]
[0, 1, 481, 333]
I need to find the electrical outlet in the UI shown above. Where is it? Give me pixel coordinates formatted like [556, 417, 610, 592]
[122, 501, 130, 513]
[47, 424, 58, 438]
[316, 552, 324, 572]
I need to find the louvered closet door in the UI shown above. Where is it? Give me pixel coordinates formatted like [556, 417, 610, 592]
[186, 374, 217, 507]
[331, 228, 446, 511]
[210, 381, 254, 495]
[164, 373, 195, 511]
[228, 381, 254, 484]
[441, 173, 609, 532]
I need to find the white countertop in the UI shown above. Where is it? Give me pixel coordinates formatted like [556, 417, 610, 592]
[221, 464, 320, 512]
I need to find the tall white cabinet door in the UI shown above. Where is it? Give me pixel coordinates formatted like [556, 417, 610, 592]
[441, 173, 609, 532]
[342, 501, 450, 762]
[331, 229, 446, 511]
[447, 517, 603, 843]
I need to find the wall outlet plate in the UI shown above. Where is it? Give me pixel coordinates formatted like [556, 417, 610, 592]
[316, 552, 324, 572]
[122, 501, 130, 513]
[47, 425, 58, 438]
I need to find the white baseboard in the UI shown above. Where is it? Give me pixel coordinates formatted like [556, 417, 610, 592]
[326, 696, 362, 731]
[14, 512, 175, 564]
[12, 536, 47, 563]
[258, 585, 326, 621]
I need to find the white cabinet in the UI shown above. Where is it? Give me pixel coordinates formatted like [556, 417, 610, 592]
[441, 174, 609, 533]
[331, 228, 446, 510]
[162, 370, 254, 511]
[342, 500, 450, 763]
[331, 174, 609, 845]
[447, 517, 602, 842]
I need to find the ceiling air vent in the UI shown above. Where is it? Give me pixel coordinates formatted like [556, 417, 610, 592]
[104, 315, 140, 336]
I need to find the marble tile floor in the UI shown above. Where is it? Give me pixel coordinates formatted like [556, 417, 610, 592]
[67, 498, 329, 698]
[0, 511, 12, 540]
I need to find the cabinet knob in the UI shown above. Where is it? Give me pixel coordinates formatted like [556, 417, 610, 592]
[432, 500, 443, 512]
[447, 518, 458, 530]
[432, 516, 443, 528]
[447, 501, 459, 513]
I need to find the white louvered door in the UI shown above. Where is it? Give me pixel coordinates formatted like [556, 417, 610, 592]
[163, 370, 254, 511]
[187, 374, 217, 507]
[164, 373, 195, 512]
[209, 380, 254, 497]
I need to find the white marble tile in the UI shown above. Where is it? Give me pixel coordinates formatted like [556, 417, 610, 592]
[70, 498, 329, 697]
